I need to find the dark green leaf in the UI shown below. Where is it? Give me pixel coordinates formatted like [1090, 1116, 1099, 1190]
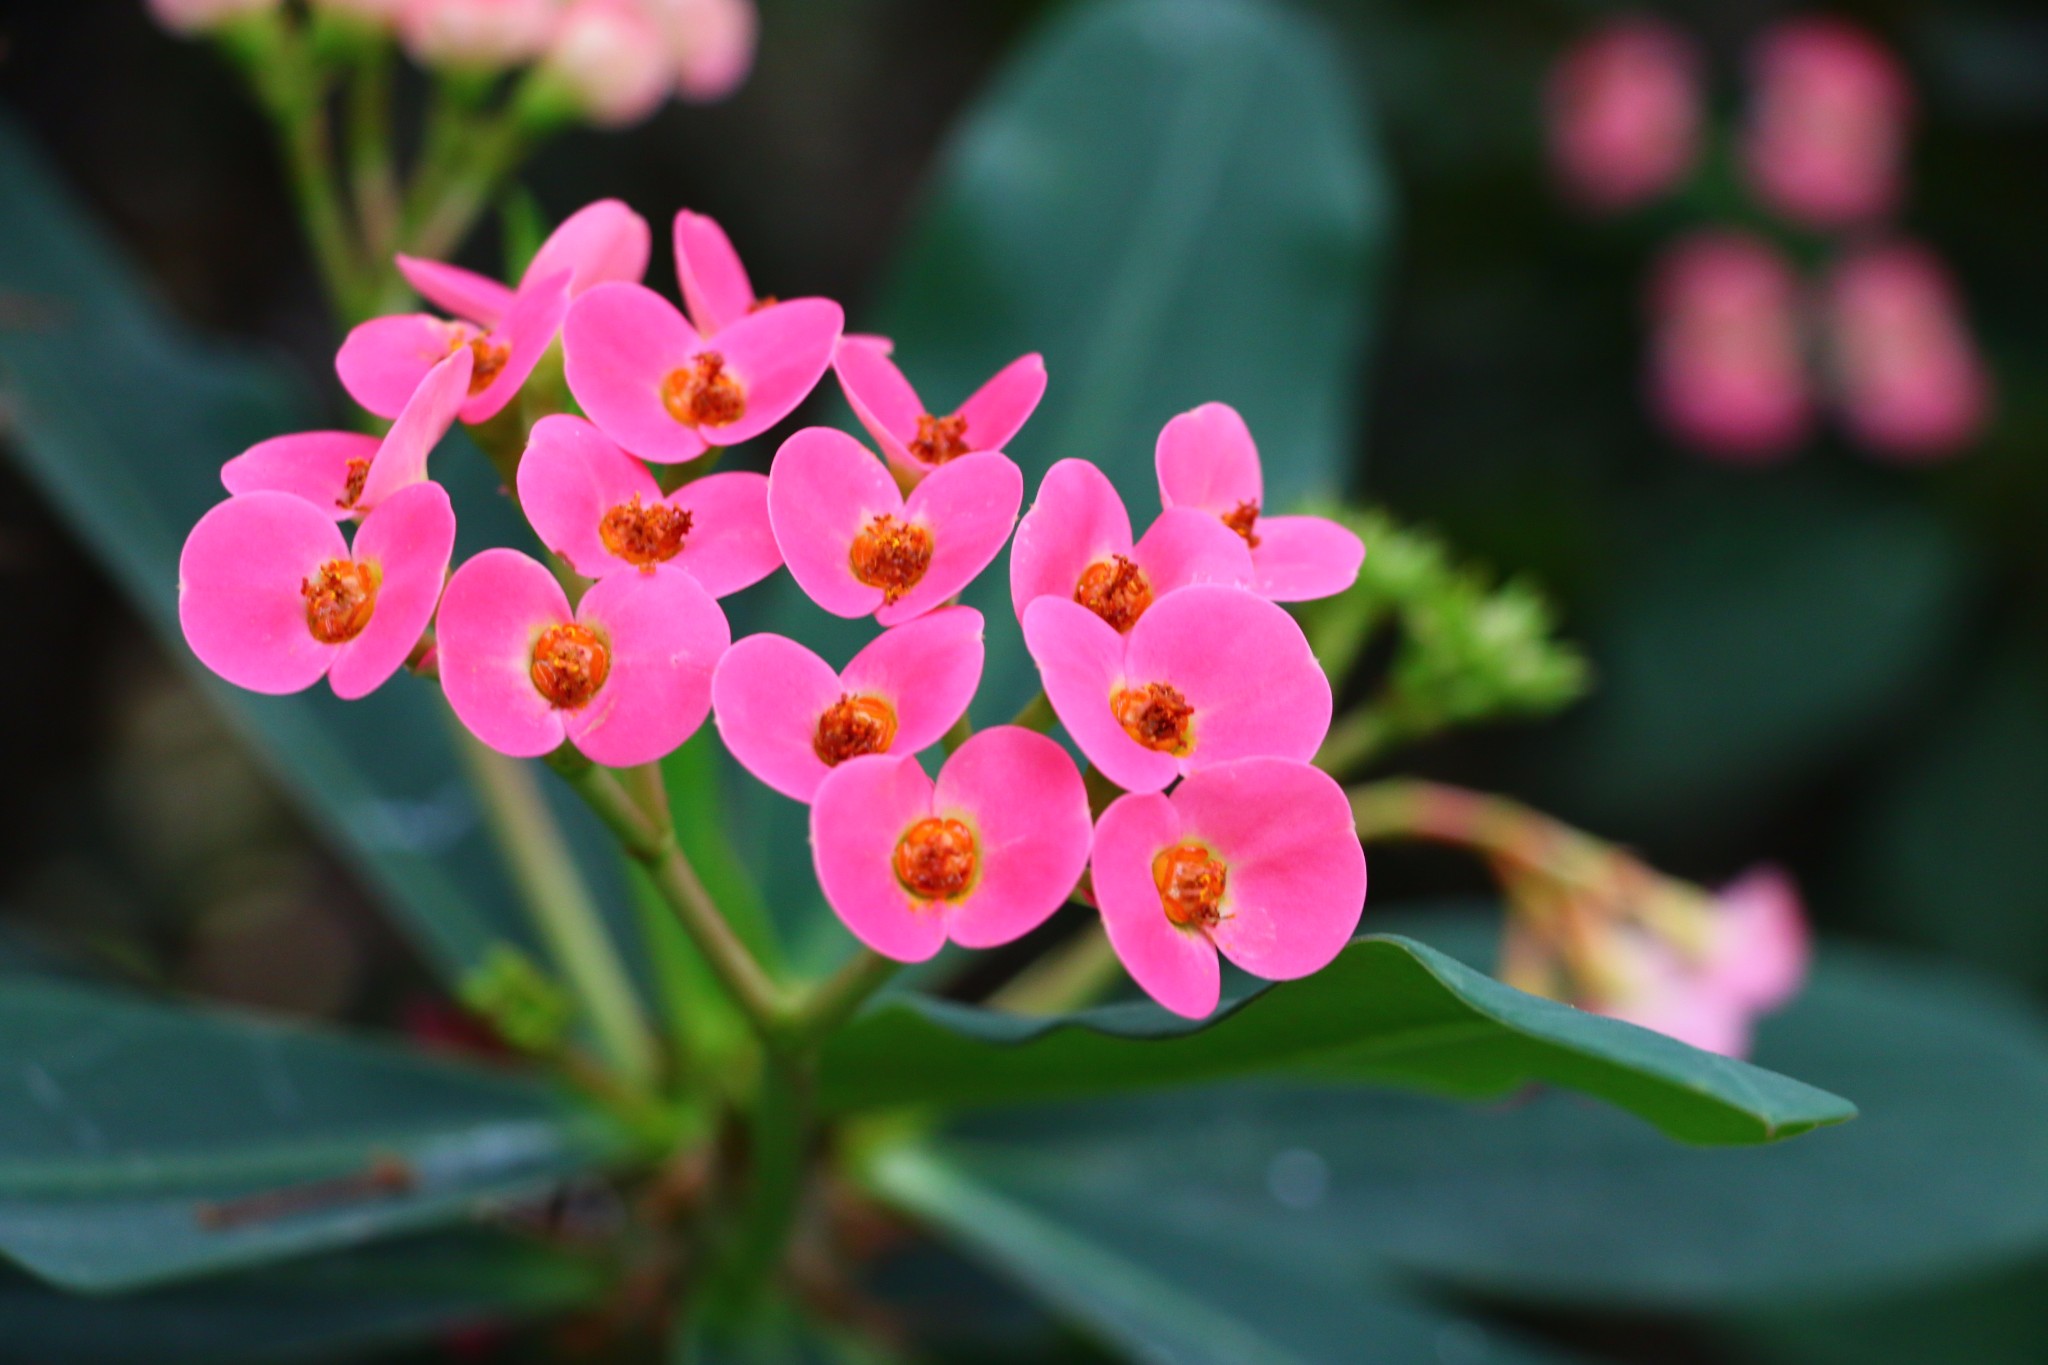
[819, 932, 1854, 1145]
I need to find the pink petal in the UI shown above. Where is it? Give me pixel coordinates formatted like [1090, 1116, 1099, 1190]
[879, 452, 1023, 626]
[526, 199, 651, 298]
[517, 413, 662, 577]
[840, 606, 985, 756]
[221, 431, 382, 519]
[1008, 458, 1135, 623]
[178, 492, 347, 695]
[1124, 584, 1331, 774]
[1021, 597, 1179, 794]
[934, 726, 1092, 950]
[767, 427, 898, 619]
[328, 481, 456, 701]
[810, 754, 950, 962]
[562, 282, 710, 465]
[436, 549, 573, 758]
[1708, 865, 1810, 1011]
[397, 255, 514, 329]
[1155, 402, 1264, 515]
[955, 352, 1047, 452]
[1092, 791, 1222, 1018]
[337, 313, 466, 421]
[672, 209, 756, 335]
[564, 569, 731, 766]
[359, 348, 473, 511]
[1130, 507, 1258, 596]
[1249, 515, 1366, 602]
[832, 336, 923, 471]
[700, 297, 845, 446]
[667, 471, 781, 597]
[1175, 758, 1365, 981]
[711, 633, 847, 802]
[458, 271, 571, 424]
[1604, 962, 1754, 1058]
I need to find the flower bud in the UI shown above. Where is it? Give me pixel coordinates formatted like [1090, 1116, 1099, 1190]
[1743, 18, 1913, 229]
[1545, 16, 1702, 213]
[654, 0, 757, 103]
[147, 0, 278, 35]
[399, 0, 559, 72]
[1824, 242, 1991, 462]
[1646, 231, 1812, 462]
[541, 0, 674, 127]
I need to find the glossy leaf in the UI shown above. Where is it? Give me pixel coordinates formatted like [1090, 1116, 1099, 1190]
[819, 932, 1854, 1145]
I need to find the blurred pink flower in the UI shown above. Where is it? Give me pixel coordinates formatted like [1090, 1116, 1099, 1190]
[1823, 241, 1991, 461]
[399, 0, 558, 71]
[147, 0, 277, 34]
[1743, 18, 1914, 229]
[652, 0, 757, 103]
[1646, 230, 1812, 461]
[543, 0, 675, 128]
[1545, 16, 1704, 213]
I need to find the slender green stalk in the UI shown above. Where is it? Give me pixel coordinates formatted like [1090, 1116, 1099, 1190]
[346, 44, 403, 269]
[235, 24, 365, 317]
[1313, 704, 1401, 778]
[792, 950, 898, 1045]
[704, 1053, 813, 1315]
[1010, 689, 1056, 733]
[990, 927, 1120, 1015]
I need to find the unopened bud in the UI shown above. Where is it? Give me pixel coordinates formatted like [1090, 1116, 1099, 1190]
[399, 0, 558, 71]
[654, 0, 756, 103]
[542, 0, 674, 128]
[147, 0, 278, 36]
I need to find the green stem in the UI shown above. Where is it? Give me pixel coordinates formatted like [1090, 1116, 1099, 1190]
[1313, 704, 1401, 779]
[1010, 690, 1056, 733]
[704, 1052, 813, 1315]
[346, 43, 403, 273]
[792, 950, 898, 1045]
[235, 23, 365, 318]
[990, 927, 1121, 1015]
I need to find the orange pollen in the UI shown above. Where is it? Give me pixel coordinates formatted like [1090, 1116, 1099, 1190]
[530, 623, 611, 711]
[1112, 681, 1195, 755]
[466, 335, 512, 395]
[748, 294, 780, 313]
[893, 817, 978, 902]
[1074, 555, 1154, 632]
[1152, 843, 1228, 929]
[598, 495, 693, 571]
[813, 694, 899, 765]
[337, 456, 371, 511]
[908, 412, 971, 466]
[661, 352, 747, 429]
[301, 558, 381, 644]
[1222, 500, 1262, 549]
[849, 514, 934, 603]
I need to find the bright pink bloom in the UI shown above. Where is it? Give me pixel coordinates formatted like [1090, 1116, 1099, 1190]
[1093, 758, 1365, 1019]
[1010, 458, 1253, 632]
[809, 726, 1091, 962]
[542, 0, 675, 128]
[1743, 18, 1914, 229]
[1545, 17, 1703, 213]
[399, 0, 557, 70]
[1646, 231, 1812, 461]
[437, 548, 730, 766]
[515, 414, 779, 593]
[401, 199, 652, 333]
[653, 0, 757, 102]
[562, 282, 842, 463]
[1823, 242, 1991, 461]
[712, 607, 984, 802]
[1022, 583, 1331, 794]
[179, 483, 455, 699]
[340, 270, 569, 427]
[834, 340, 1046, 481]
[767, 427, 1022, 627]
[223, 348, 471, 518]
[148, 0, 276, 32]
[1154, 403, 1364, 602]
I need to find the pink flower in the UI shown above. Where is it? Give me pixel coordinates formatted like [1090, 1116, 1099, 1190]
[399, 0, 558, 70]
[400, 199, 652, 333]
[809, 727, 1091, 962]
[148, 0, 277, 32]
[1743, 18, 1914, 230]
[1010, 458, 1253, 633]
[1022, 583, 1331, 794]
[671, 209, 766, 337]
[1093, 758, 1365, 1018]
[1154, 403, 1364, 602]
[834, 340, 1046, 481]
[222, 348, 471, 518]
[1823, 242, 1991, 461]
[340, 271, 570, 427]
[1545, 16, 1703, 213]
[437, 548, 731, 766]
[562, 282, 843, 464]
[515, 414, 779, 593]
[1646, 231, 1812, 461]
[712, 607, 984, 802]
[767, 427, 1022, 626]
[652, 0, 757, 103]
[179, 483, 455, 699]
[542, 0, 675, 128]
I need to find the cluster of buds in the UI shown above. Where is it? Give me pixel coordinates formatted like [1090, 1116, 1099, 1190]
[1546, 14, 1991, 464]
[176, 201, 1372, 1020]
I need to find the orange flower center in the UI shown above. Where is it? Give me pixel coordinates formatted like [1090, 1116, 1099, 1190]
[530, 623, 611, 710]
[1152, 842, 1228, 929]
[301, 558, 381, 644]
[813, 694, 899, 765]
[849, 514, 933, 603]
[908, 412, 971, 466]
[661, 351, 746, 429]
[894, 816, 978, 901]
[1073, 554, 1153, 632]
[1111, 681, 1195, 755]
[1222, 499, 1262, 549]
[466, 335, 512, 395]
[598, 494, 693, 571]
[337, 456, 371, 511]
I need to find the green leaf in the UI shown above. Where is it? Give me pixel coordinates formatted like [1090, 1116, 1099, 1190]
[869, 1144, 1586, 1365]
[0, 975, 630, 1293]
[819, 932, 1854, 1145]
[733, 0, 1393, 967]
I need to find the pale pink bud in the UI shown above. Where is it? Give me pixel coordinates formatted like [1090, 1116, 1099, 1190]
[541, 0, 674, 127]
[147, 0, 278, 35]
[399, 0, 560, 72]
[1545, 16, 1703, 213]
[1824, 242, 1991, 462]
[1646, 231, 1812, 462]
[1743, 18, 1914, 229]
[653, 0, 757, 103]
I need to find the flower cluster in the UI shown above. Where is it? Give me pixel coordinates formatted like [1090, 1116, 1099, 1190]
[1546, 13, 1991, 464]
[177, 201, 1370, 1019]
